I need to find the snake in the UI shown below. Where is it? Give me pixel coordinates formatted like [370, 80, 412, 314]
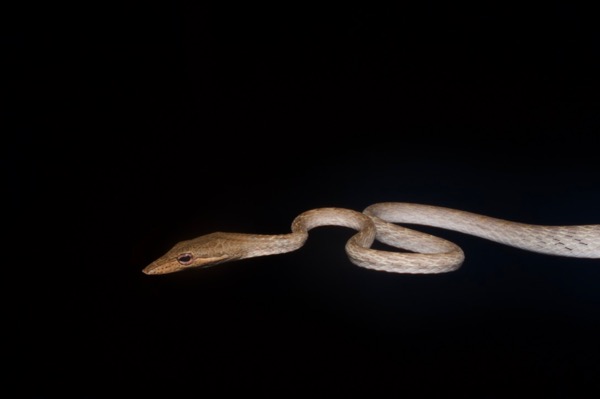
[143, 202, 600, 275]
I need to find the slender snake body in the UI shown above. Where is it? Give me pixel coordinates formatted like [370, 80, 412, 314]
[143, 203, 600, 275]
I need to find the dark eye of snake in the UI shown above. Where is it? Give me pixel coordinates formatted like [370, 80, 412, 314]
[177, 253, 194, 265]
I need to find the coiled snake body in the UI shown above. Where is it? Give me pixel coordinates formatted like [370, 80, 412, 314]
[143, 203, 600, 275]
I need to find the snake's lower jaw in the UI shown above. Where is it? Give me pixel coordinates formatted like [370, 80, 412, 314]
[191, 255, 234, 269]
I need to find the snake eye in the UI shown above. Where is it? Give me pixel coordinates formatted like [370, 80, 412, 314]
[177, 253, 194, 265]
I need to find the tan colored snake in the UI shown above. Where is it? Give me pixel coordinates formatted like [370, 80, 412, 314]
[143, 203, 600, 275]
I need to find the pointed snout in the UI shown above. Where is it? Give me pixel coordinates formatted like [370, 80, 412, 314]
[142, 259, 181, 275]
[142, 262, 160, 275]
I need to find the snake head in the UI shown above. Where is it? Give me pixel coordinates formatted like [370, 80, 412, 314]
[143, 232, 243, 275]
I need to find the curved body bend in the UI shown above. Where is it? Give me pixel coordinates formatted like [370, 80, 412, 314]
[143, 203, 600, 275]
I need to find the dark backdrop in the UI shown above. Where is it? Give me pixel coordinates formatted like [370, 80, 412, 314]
[14, 2, 600, 396]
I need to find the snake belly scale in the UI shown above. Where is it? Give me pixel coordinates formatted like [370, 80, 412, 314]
[143, 203, 600, 275]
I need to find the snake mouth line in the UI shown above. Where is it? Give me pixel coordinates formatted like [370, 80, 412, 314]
[143, 255, 233, 275]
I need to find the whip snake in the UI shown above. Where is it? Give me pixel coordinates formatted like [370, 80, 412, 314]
[143, 203, 600, 275]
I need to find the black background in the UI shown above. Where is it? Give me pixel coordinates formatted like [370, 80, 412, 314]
[13, 2, 600, 396]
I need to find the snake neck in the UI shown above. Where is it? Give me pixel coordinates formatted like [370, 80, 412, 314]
[237, 232, 308, 259]
[241, 208, 377, 260]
